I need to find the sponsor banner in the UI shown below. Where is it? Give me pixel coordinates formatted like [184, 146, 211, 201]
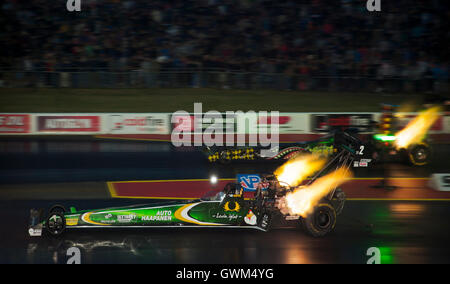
[170, 112, 446, 135]
[0, 114, 31, 133]
[0, 112, 448, 136]
[37, 115, 101, 133]
[310, 113, 375, 133]
[253, 113, 309, 134]
[171, 113, 308, 135]
[171, 114, 236, 134]
[108, 114, 170, 135]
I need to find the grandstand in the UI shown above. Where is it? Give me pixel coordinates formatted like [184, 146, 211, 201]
[0, 0, 448, 94]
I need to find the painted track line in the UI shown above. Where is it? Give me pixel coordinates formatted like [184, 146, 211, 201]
[107, 177, 450, 201]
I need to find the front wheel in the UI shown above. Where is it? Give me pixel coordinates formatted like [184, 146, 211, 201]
[45, 212, 66, 237]
[302, 201, 336, 237]
[407, 143, 431, 166]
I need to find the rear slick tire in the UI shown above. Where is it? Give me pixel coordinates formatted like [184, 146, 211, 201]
[408, 143, 431, 166]
[303, 201, 336, 237]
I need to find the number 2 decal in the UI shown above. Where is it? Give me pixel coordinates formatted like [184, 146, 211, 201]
[358, 146, 364, 155]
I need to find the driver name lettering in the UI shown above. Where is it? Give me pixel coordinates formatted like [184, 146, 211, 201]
[213, 213, 240, 220]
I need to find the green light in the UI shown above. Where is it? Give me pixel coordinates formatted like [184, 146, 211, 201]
[373, 134, 396, 142]
[379, 246, 394, 264]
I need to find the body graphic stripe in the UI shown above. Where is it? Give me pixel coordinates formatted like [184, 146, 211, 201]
[81, 212, 111, 226]
[174, 203, 225, 226]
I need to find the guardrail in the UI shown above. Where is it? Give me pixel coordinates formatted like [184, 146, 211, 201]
[1, 71, 447, 93]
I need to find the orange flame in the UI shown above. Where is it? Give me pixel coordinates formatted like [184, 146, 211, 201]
[274, 154, 326, 187]
[394, 106, 441, 149]
[284, 167, 353, 217]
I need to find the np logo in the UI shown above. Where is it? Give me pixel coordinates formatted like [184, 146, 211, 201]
[224, 201, 240, 212]
[237, 174, 263, 192]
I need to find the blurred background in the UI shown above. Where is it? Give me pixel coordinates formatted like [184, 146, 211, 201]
[0, 0, 448, 94]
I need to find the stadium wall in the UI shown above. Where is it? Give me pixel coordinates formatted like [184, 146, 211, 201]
[0, 113, 449, 143]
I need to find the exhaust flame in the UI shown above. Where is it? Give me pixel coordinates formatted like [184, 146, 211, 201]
[274, 154, 326, 187]
[284, 167, 353, 217]
[394, 106, 441, 149]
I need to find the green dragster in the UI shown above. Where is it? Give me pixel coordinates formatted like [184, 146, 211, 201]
[29, 187, 270, 237]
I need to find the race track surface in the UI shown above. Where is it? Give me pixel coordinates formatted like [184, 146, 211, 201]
[0, 138, 450, 264]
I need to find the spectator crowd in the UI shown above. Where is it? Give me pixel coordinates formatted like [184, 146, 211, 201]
[0, 0, 448, 84]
